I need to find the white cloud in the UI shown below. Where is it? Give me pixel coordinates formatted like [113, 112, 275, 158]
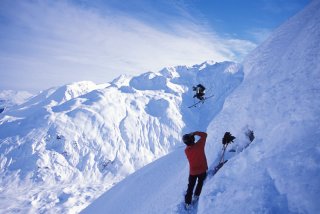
[0, 0, 256, 92]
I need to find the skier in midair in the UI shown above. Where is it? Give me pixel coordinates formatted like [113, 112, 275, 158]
[193, 84, 206, 101]
[182, 131, 208, 209]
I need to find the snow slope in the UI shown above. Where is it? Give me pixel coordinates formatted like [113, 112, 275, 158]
[0, 90, 33, 113]
[82, 1, 320, 214]
[0, 62, 242, 213]
[201, 1, 320, 213]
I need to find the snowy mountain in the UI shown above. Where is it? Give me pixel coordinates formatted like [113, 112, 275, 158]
[0, 90, 33, 113]
[0, 62, 242, 213]
[82, 1, 320, 214]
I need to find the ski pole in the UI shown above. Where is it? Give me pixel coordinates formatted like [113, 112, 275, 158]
[219, 144, 228, 164]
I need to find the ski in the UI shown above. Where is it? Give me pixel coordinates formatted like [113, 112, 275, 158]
[210, 160, 228, 176]
[188, 95, 214, 108]
[208, 134, 233, 176]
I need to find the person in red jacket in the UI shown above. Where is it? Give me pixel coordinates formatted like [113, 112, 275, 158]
[183, 131, 208, 208]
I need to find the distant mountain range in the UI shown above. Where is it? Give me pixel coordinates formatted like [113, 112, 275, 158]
[0, 61, 242, 213]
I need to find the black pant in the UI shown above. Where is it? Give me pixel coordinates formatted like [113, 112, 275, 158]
[185, 172, 207, 204]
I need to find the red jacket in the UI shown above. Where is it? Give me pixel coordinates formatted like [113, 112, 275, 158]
[185, 132, 208, 175]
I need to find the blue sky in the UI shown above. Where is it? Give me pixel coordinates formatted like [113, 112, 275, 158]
[0, 0, 310, 92]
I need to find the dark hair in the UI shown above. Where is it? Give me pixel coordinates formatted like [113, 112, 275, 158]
[182, 134, 195, 146]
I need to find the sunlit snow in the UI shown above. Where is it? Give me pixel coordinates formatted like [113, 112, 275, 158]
[1, 1, 319, 214]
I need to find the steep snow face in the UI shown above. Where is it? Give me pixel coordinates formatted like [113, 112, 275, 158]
[200, 1, 320, 214]
[82, 1, 319, 214]
[0, 62, 242, 213]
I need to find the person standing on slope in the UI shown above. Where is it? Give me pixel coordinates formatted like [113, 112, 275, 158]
[182, 131, 208, 208]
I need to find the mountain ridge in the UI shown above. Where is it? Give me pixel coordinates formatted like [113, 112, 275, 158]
[0, 61, 242, 213]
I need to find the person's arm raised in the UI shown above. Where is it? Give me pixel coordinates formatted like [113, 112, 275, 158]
[192, 131, 207, 144]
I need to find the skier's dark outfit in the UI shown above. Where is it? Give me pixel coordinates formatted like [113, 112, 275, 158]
[193, 84, 206, 101]
[183, 131, 208, 205]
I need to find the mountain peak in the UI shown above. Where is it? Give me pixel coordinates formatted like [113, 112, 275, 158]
[0, 60, 243, 213]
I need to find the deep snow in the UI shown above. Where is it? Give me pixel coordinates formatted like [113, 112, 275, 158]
[83, 1, 320, 214]
[1, 1, 319, 213]
[0, 61, 242, 213]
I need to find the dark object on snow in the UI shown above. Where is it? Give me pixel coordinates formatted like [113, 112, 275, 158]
[56, 135, 63, 140]
[222, 132, 235, 145]
[0, 108, 4, 114]
[182, 133, 195, 146]
[246, 130, 255, 142]
[211, 160, 228, 176]
[192, 84, 206, 101]
[209, 134, 231, 176]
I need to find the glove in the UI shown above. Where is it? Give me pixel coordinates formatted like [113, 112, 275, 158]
[222, 132, 235, 145]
